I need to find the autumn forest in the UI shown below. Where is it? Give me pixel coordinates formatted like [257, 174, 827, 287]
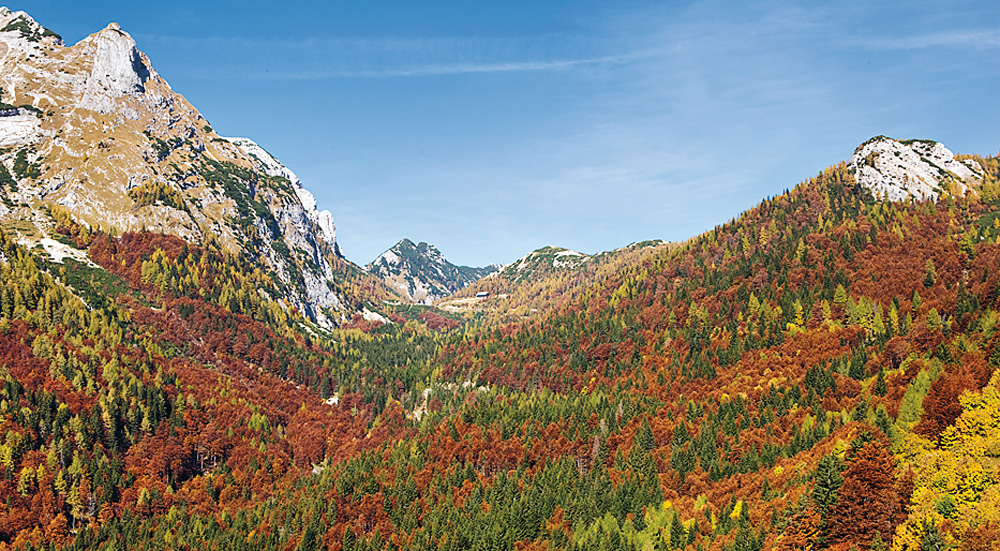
[2, 153, 1000, 551]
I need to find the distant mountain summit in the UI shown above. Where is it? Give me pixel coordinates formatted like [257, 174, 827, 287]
[367, 238, 497, 303]
[0, 8, 373, 327]
[851, 136, 982, 201]
[498, 246, 590, 283]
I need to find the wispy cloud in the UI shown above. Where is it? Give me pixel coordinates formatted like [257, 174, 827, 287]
[859, 28, 1000, 50]
[261, 54, 640, 79]
[138, 33, 640, 80]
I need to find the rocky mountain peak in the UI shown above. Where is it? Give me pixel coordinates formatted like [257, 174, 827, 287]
[92, 23, 148, 91]
[851, 136, 982, 201]
[0, 10, 365, 328]
[400, 239, 446, 263]
[368, 239, 496, 304]
[77, 22, 153, 113]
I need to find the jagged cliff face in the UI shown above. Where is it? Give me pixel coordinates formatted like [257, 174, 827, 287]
[0, 8, 348, 326]
[367, 238, 496, 304]
[851, 136, 983, 201]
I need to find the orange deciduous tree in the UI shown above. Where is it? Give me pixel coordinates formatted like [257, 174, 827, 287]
[826, 441, 907, 547]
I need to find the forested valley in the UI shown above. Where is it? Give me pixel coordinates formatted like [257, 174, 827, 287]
[2, 153, 1000, 551]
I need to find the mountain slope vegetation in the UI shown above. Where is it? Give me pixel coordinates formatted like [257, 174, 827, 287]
[0, 140, 998, 551]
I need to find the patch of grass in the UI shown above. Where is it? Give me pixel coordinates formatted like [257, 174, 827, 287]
[2, 219, 38, 238]
[1, 17, 35, 38]
[0, 102, 42, 118]
[152, 136, 183, 161]
[900, 138, 937, 147]
[391, 303, 464, 323]
[17, 104, 42, 117]
[51, 233, 78, 248]
[0, 164, 16, 192]
[271, 238, 290, 258]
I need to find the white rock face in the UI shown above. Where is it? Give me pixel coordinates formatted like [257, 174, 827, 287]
[361, 307, 390, 324]
[553, 250, 587, 269]
[0, 110, 41, 146]
[851, 137, 982, 201]
[78, 24, 150, 114]
[292, 187, 337, 244]
[377, 249, 400, 265]
[316, 210, 336, 246]
[509, 247, 588, 274]
[27, 236, 95, 265]
[90, 24, 146, 94]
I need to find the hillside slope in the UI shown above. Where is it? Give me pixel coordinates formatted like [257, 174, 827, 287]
[439, 242, 671, 322]
[418, 139, 1000, 551]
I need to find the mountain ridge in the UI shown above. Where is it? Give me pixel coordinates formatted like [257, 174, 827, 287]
[367, 237, 497, 303]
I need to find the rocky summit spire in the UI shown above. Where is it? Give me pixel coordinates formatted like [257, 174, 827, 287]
[78, 22, 153, 113]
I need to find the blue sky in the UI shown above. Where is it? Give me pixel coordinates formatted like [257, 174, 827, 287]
[15, 1, 1000, 266]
